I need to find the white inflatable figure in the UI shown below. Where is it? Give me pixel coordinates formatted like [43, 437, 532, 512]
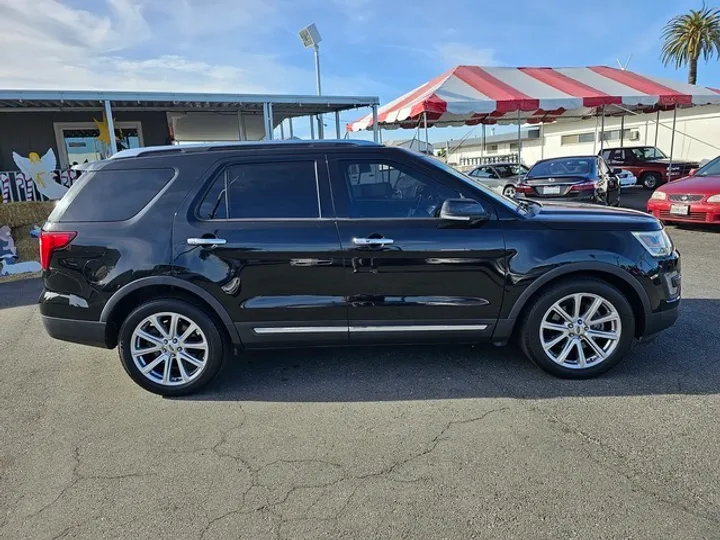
[12, 149, 68, 200]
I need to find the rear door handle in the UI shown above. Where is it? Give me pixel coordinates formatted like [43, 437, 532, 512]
[187, 237, 227, 246]
[353, 237, 394, 246]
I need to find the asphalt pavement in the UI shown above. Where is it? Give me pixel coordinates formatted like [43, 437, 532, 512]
[1, 187, 720, 539]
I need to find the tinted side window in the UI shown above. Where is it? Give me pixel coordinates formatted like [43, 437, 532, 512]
[200, 161, 320, 220]
[49, 168, 175, 222]
[340, 160, 459, 218]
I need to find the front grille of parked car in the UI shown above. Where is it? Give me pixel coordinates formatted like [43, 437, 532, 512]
[659, 210, 708, 222]
[668, 194, 704, 203]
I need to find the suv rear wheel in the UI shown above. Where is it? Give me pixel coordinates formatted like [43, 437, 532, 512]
[118, 299, 227, 395]
[520, 279, 635, 378]
[641, 172, 661, 190]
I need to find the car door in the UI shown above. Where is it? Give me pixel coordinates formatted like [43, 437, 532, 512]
[173, 154, 348, 347]
[328, 150, 507, 344]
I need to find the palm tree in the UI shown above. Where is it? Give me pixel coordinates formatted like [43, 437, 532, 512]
[661, 4, 720, 85]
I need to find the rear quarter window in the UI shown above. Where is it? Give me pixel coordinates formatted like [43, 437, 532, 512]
[48, 168, 176, 222]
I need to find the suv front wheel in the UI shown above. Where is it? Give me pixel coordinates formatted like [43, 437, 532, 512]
[118, 299, 227, 395]
[520, 279, 635, 378]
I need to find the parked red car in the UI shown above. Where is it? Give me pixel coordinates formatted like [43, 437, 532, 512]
[600, 146, 699, 190]
[647, 156, 720, 224]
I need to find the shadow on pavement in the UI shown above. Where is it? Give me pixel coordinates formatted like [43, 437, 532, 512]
[187, 298, 720, 403]
[0, 278, 41, 310]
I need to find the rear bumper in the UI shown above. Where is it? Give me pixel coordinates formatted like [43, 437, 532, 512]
[643, 301, 680, 337]
[42, 315, 110, 348]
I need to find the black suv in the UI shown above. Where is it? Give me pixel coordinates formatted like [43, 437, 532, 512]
[40, 141, 681, 395]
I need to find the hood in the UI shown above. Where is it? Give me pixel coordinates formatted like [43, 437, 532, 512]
[528, 201, 661, 231]
[658, 175, 720, 194]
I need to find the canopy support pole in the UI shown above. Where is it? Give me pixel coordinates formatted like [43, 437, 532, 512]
[236, 110, 247, 141]
[263, 103, 273, 141]
[481, 123, 485, 162]
[654, 109, 660, 148]
[288, 118, 294, 139]
[335, 111, 341, 139]
[280, 120, 285, 140]
[540, 122, 545, 160]
[379, 128, 383, 144]
[516, 109, 522, 164]
[372, 105, 379, 143]
[668, 105, 677, 181]
[599, 106, 606, 152]
[620, 116, 625, 148]
[310, 115, 315, 140]
[104, 100, 118, 155]
[424, 111, 429, 154]
[593, 114, 599, 154]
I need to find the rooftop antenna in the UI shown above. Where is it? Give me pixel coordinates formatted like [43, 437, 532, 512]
[616, 55, 632, 70]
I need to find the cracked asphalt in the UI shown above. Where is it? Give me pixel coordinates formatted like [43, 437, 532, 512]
[1, 188, 720, 539]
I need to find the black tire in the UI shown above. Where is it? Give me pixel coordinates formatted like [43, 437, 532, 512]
[641, 172, 661, 190]
[118, 298, 227, 396]
[519, 278, 635, 379]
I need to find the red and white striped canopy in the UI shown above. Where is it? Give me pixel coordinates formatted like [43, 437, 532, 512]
[347, 65, 720, 131]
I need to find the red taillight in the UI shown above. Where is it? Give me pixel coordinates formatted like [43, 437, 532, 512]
[515, 184, 533, 194]
[569, 181, 598, 192]
[39, 231, 76, 270]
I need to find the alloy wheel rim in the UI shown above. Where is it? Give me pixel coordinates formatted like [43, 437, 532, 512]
[504, 186, 516, 198]
[645, 176, 658, 188]
[130, 312, 209, 386]
[539, 293, 622, 370]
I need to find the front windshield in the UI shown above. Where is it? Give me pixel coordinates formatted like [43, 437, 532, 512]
[527, 157, 595, 178]
[419, 155, 520, 211]
[630, 147, 667, 161]
[695, 156, 720, 176]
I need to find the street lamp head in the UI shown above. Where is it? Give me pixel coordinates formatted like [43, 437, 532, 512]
[298, 23, 322, 48]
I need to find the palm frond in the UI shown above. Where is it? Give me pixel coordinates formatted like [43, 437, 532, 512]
[661, 5, 720, 72]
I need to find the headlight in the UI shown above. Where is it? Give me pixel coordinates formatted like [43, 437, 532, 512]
[632, 230, 673, 257]
[650, 191, 667, 200]
[707, 194, 720, 203]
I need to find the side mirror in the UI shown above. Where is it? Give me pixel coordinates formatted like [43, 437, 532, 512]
[439, 199, 489, 223]
[688, 168, 698, 176]
[612, 168, 623, 175]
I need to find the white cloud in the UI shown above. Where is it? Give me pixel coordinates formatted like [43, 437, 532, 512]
[0, 0, 387, 97]
[434, 42, 498, 67]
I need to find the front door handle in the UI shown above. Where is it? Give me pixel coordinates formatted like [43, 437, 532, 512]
[353, 237, 394, 246]
[187, 237, 227, 246]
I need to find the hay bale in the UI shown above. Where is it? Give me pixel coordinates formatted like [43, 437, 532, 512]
[13, 224, 39, 262]
[0, 201, 56, 229]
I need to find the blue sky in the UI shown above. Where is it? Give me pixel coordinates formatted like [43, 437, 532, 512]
[0, 0, 716, 141]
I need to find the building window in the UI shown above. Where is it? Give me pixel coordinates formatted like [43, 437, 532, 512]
[509, 142, 518, 150]
[561, 132, 595, 145]
[486, 144, 498, 154]
[601, 129, 636, 142]
[53, 121, 144, 169]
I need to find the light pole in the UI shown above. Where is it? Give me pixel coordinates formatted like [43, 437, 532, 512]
[298, 23, 324, 139]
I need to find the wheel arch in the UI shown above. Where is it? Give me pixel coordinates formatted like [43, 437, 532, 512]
[502, 263, 650, 340]
[100, 276, 241, 348]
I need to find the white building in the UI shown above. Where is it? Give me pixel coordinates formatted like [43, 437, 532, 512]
[440, 104, 720, 169]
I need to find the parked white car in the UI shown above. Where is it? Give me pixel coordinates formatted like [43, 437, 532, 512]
[615, 168, 637, 189]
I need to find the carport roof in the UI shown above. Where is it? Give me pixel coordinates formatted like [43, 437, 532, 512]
[0, 89, 379, 116]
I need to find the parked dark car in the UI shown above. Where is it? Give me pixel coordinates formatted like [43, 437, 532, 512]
[466, 162, 529, 197]
[516, 156, 621, 206]
[40, 141, 680, 395]
[600, 146, 699, 189]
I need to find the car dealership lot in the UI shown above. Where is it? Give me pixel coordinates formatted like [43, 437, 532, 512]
[1, 190, 719, 539]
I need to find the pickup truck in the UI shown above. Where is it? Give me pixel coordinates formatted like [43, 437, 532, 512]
[600, 146, 699, 189]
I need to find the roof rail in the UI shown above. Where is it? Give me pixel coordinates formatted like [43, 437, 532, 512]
[110, 139, 381, 160]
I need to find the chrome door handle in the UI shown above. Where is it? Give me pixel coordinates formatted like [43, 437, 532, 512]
[353, 237, 394, 246]
[187, 237, 227, 246]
